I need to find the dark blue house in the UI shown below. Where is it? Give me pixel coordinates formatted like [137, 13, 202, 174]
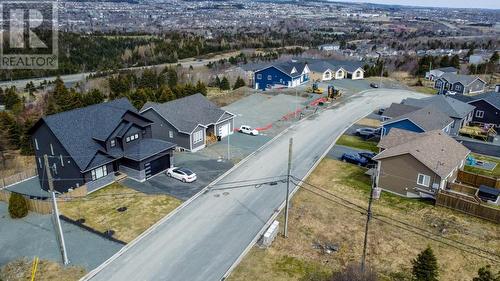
[254, 61, 310, 90]
[381, 105, 453, 136]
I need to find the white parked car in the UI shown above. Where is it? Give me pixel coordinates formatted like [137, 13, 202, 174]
[166, 167, 197, 183]
[239, 125, 259, 136]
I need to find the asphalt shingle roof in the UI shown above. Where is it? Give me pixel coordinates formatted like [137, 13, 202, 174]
[439, 73, 482, 86]
[377, 128, 420, 150]
[382, 103, 420, 119]
[451, 91, 500, 110]
[141, 93, 233, 134]
[273, 61, 307, 77]
[402, 95, 475, 119]
[42, 98, 137, 171]
[303, 58, 364, 73]
[384, 104, 453, 132]
[124, 139, 176, 161]
[435, 67, 458, 73]
[374, 130, 470, 178]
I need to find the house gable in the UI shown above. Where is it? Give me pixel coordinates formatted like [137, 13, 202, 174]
[383, 119, 425, 135]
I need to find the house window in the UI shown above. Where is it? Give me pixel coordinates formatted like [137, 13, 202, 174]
[126, 136, 131, 142]
[256, 74, 262, 80]
[50, 144, 54, 155]
[110, 139, 116, 147]
[34, 138, 39, 150]
[417, 173, 431, 187]
[60, 155, 64, 167]
[134, 133, 139, 139]
[91, 165, 108, 181]
[475, 110, 484, 119]
[52, 163, 57, 175]
[454, 84, 461, 91]
[38, 157, 42, 168]
[267, 75, 272, 81]
[193, 130, 203, 144]
[169, 130, 174, 138]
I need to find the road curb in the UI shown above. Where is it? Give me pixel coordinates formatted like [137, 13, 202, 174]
[220, 109, 371, 280]
[80, 97, 338, 281]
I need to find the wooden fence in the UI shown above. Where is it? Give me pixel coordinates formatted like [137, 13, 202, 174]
[436, 191, 500, 224]
[457, 170, 500, 189]
[0, 189, 52, 215]
[447, 182, 478, 196]
[0, 168, 38, 188]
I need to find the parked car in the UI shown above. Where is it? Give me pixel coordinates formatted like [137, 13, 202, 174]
[358, 152, 377, 166]
[166, 167, 197, 183]
[370, 83, 379, 88]
[341, 153, 368, 166]
[239, 125, 259, 136]
[356, 127, 381, 137]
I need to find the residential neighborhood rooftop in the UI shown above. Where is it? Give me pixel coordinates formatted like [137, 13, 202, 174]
[374, 130, 470, 178]
[402, 95, 475, 119]
[382, 103, 421, 119]
[384, 104, 453, 132]
[439, 73, 483, 86]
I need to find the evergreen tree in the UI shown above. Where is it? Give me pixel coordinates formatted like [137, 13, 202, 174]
[166, 68, 178, 88]
[8, 193, 28, 219]
[82, 89, 105, 106]
[19, 118, 35, 155]
[490, 51, 499, 64]
[450, 55, 460, 70]
[215, 76, 221, 88]
[220, 77, 230, 90]
[233, 76, 246, 90]
[473, 265, 500, 281]
[412, 246, 439, 281]
[195, 81, 207, 96]
[157, 85, 175, 102]
[3, 87, 21, 110]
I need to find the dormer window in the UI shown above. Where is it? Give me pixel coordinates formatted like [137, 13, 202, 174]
[110, 139, 116, 147]
[126, 133, 140, 143]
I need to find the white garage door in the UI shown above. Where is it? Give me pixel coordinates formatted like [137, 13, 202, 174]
[218, 124, 230, 138]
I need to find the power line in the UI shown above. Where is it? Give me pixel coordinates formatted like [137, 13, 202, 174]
[290, 177, 500, 264]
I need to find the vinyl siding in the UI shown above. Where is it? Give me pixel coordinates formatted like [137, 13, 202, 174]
[32, 122, 84, 193]
[469, 100, 500, 127]
[377, 154, 442, 197]
[141, 109, 191, 150]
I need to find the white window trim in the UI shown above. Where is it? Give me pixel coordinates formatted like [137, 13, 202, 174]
[169, 130, 174, 139]
[475, 110, 484, 118]
[110, 139, 116, 147]
[256, 74, 262, 79]
[417, 173, 431, 187]
[50, 143, 54, 155]
[126, 136, 131, 142]
[193, 130, 203, 144]
[267, 75, 272, 81]
[91, 165, 108, 181]
[34, 138, 39, 150]
[38, 157, 42, 168]
[60, 155, 64, 167]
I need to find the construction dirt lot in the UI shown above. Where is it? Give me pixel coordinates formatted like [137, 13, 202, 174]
[229, 159, 500, 281]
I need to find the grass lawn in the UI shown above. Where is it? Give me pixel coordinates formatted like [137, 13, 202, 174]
[355, 118, 381, 128]
[411, 86, 438, 95]
[335, 135, 378, 152]
[229, 159, 500, 281]
[464, 153, 500, 178]
[59, 183, 181, 243]
[0, 258, 85, 281]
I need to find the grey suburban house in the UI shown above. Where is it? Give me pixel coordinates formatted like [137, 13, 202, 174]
[402, 95, 475, 136]
[425, 66, 458, 81]
[30, 98, 176, 193]
[140, 93, 235, 152]
[434, 73, 486, 95]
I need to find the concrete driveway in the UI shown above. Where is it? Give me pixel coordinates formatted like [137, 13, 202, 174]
[84, 89, 426, 281]
[0, 202, 123, 270]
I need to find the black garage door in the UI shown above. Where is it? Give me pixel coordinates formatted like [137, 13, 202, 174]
[144, 154, 170, 179]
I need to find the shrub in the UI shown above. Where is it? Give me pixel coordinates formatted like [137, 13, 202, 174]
[8, 193, 28, 218]
[412, 246, 439, 281]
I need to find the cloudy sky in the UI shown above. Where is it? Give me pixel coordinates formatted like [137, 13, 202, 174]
[336, 0, 499, 9]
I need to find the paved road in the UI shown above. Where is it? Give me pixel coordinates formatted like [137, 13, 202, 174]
[85, 89, 425, 281]
[0, 52, 237, 89]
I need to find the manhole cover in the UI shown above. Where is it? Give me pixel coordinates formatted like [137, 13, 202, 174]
[104, 230, 115, 237]
[117, 207, 127, 212]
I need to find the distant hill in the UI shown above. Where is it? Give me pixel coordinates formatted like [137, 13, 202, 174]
[67, 0, 139, 3]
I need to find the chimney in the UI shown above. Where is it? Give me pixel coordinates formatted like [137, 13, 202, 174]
[495, 84, 500, 93]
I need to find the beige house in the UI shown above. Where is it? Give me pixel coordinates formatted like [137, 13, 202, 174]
[306, 59, 365, 81]
[373, 129, 470, 198]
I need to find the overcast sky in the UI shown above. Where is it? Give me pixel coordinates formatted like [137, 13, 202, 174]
[336, 0, 500, 9]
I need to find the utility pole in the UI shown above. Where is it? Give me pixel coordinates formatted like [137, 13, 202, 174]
[227, 128, 231, 161]
[361, 172, 375, 272]
[284, 138, 293, 238]
[44, 155, 69, 265]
